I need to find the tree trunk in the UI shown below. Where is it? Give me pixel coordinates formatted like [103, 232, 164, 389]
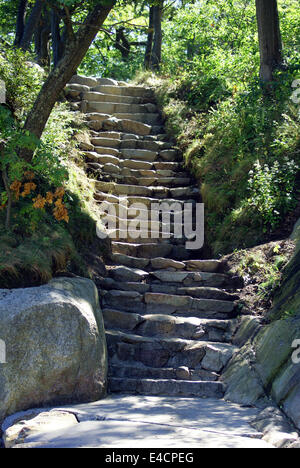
[150, 1, 163, 71]
[14, 0, 28, 47]
[19, 0, 44, 51]
[144, 6, 154, 69]
[51, 10, 65, 68]
[22, 2, 115, 162]
[150, 3, 163, 71]
[35, 9, 51, 67]
[255, 0, 282, 82]
[115, 27, 131, 61]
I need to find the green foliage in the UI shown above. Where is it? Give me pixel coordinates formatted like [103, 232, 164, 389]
[79, 2, 148, 79]
[247, 159, 299, 231]
[134, 0, 300, 255]
[0, 224, 76, 288]
[0, 47, 44, 118]
[0, 47, 107, 287]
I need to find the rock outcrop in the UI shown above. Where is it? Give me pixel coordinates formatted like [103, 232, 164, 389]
[0, 277, 107, 423]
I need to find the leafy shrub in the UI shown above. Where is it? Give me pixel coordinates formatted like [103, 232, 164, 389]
[247, 159, 299, 231]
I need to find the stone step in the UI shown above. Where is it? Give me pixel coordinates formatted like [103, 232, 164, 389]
[150, 270, 235, 289]
[183, 260, 222, 272]
[83, 92, 152, 105]
[94, 192, 195, 210]
[111, 242, 172, 259]
[94, 147, 120, 157]
[91, 85, 154, 98]
[114, 113, 162, 125]
[121, 148, 158, 161]
[108, 362, 219, 381]
[69, 75, 98, 88]
[91, 137, 121, 149]
[106, 329, 237, 373]
[103, 218, 183, 237]
[95, 180, 195, 200]
[87, 101, 157, 115]
[95, 164, 189, 181]
[98, 277, 238, 302]
[85, 154, 155, 170]
[108, 258, 221, 273]
[102, 289, 237, 319]
[89, 137, 173, 154]
[108, 377, 225, 398]
[110, 253, 150, 269]
[99, 278, 151, 294]
[98, 173, 191, 188]
[103, 308, 238, 342]
[95, 182, 199, 200]
[111, 242, 193, 260]
[96, 131, 122, 140]
[86, 114, 152, 136]
[95, 181, 152, 197]
[105, 231, 186, 245]
[143, 292, 237, 316]
[119, 139, 172, 151]
[151, 285, 239, 302]
[108, 266, 149, 282]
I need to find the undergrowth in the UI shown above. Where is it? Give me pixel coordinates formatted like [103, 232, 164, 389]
[0, 48, 108, 288]
[134, 68, 300, 256]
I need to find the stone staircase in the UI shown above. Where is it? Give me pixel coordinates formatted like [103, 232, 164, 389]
[66, 76, 241, 399]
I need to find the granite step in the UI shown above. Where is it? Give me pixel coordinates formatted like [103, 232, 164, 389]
[108, 377, 225, 398]
[91, 85, 154, 98]
[103, 307, 238, 342]
[83, 91, 152, 105]
[108, 362, 219, 381]
[106, 329, 237, 373]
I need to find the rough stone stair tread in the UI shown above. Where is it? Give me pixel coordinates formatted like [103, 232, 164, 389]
[108, 362, 219, 381]
[104, 307, 235, 328]
[83, 91, 153, 105]
[105, 328, 237, 351]
[108, 377, 225, 398]
[103, 307, 237, 342]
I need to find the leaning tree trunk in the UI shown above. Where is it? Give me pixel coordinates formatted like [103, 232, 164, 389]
[14, 0, 28, 47]
[255, 0, 282, 82]
[144, 6, 154, 69]
[150, 1, 163, 71]
[19, 0, 44, 51]
[22, 3, 115, 162]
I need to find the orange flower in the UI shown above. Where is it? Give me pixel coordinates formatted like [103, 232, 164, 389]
[54, 187, 65, 199]
[55, 198, 63, 207]
[53, 201, 69, 223]
[24, 171, 35, 181]
[10, 180, 22, 200]
[33, 194, 46, 210]
[21, 182, 37, 197]
[46, 192, 54, 205]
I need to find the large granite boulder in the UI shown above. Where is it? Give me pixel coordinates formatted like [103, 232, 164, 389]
[222, 314, 300, 431]
[0, 277, 107, 423]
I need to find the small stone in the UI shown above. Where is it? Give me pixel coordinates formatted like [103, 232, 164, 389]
[176, 367, 190, 380]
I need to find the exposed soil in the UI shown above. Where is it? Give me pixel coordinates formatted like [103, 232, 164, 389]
[222, 238, 296, 319]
